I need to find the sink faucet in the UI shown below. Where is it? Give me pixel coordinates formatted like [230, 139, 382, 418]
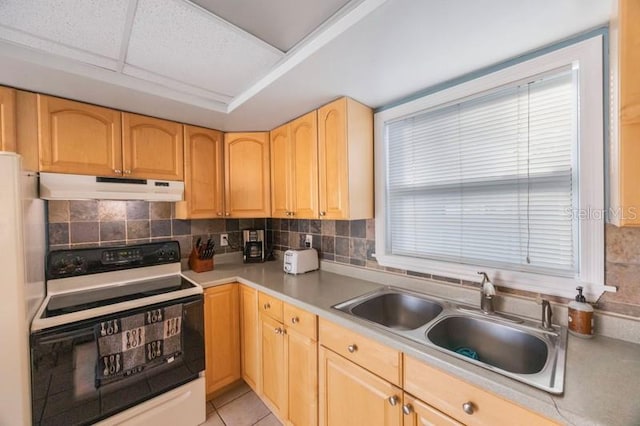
[477, 272, 496, 314]
[541, 299, 554, 331]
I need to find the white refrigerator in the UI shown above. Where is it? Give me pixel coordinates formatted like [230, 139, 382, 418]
[0, 152, 46, 426]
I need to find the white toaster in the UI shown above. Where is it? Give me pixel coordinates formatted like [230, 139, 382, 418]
[283, 248, 319, 274]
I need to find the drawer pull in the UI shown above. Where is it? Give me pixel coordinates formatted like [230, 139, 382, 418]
[347, 344, 358, 353]
[275, 327, 283, 335]
[263, 303, 271, 310]
[388, 395, 398, 406]
[319, 211, 326, 216]
[291, 316, 299, 324]
[462, 401, 475, 415]
[113, 169, 122, 174]
[402, 404, 413, 415]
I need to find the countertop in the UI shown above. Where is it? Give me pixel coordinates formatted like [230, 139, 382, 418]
[183, 259, 640, 426]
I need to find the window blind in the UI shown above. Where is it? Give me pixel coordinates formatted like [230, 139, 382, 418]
[385, 69, 577, 276]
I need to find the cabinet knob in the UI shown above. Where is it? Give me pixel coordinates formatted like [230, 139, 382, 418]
[319, 211, 326, 216]
[462, 402, 475, 415]
[113, 169, 122, 174]
[291, 316, 299, 324]
[402, 404, 414, 415]
[225, 213, 230, 216]
[263, 303, 270, 310]
[347, 344, 358, 353]
[387, 395, 399, 406]
[275, 327, 283, 335]
[290, 211, 295, 216]
[216, 212, 222, 216]
[124, 170, 131, 175]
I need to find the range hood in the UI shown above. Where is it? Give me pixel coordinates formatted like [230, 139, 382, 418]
[39, 173, 184, 202]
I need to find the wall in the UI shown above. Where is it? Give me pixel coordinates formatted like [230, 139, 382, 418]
[47, 202, 640, 318]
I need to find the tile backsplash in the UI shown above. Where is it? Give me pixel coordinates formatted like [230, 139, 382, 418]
[47, 201, 640, 318]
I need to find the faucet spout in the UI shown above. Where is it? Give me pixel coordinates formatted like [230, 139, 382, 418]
[541, 299, 554, 331]
[477, 272, 495, 314]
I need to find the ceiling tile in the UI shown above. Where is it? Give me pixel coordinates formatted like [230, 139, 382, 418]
[125, 0, 284, 97]
[0, 0, 129, 64]
[190, 0, 352, 52]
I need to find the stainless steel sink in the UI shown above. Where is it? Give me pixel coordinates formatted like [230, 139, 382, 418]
[333, 289, 443, 330]
[332, 287, 567, 394]
[426, 315, 548, 374]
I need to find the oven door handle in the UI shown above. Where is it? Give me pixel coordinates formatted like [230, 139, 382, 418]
[33, 327, 95, 345]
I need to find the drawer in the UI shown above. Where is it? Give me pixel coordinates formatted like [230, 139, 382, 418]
[283, 303, 317, 340]
[319, 318, 402, 386]
[258, 292, 283, 322]
[403, 355, 558, 426]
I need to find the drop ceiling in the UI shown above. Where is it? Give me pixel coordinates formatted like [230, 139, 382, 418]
[0, 0, 611, 131]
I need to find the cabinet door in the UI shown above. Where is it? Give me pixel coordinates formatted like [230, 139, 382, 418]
[318, 98, 349, 219]
[122, 112, 184, 180]
[290, 111, 319, 219]
[0, 86, 16, 152]
[176, 125, 224, 219]
[403, 393, 462, 426]
[270, 123, 290, 218]
[261, 314, 287, 418]
[319, 347, 402, 426]
[225, 132, 271, 217]
[38, 95, 122, 176]
[240, 285, 260, 392]
[204, 285, 241, 397]
[286, 327, 317, 426]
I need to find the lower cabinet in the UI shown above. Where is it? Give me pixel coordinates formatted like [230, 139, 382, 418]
[402, 393, 462, 426]
[261, 313, 288, 417]
[204, 284, 241, 397]
[240, 285, 261, 392]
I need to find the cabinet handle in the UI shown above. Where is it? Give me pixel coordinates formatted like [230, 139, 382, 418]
[263, 303, 270, 310]
[124, 170, 131, 175]
[275, 327, 283, 334]
[290, 211, 295, 216]
[388, 396, 399, 406]
[113, 169, 122, 174]
[462, 402, 475, 415]
[291, 316, 299, 324]
[402, 404, 413, 415]
[216, 212, 222, 216]
[225, 213, 230, 216]
[319, 211, 326, 216]
[347, 344, 357, 353]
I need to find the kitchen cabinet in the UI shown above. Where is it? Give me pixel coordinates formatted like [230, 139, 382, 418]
[0, 86, 16, 152]
[224, 132, 271, 218]
[38, 95, 123, 176]
[270, 111, 319, 219]
[175, 125, 224, 219]
[402, 393, 462, 426]
[612, 0, 640, 226]
[403, 355, 557, 426]
[319, 347, 402, 426]
[37, 95, 184, 180]
[240, 285, 261, 392]
[204, 284, 241, 397]
[121, 112, 184, 180]
[259, 292, 318, 425]
[317, 97, 373, 219]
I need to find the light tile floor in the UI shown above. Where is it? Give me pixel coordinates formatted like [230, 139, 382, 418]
[201, 382, 282, 426]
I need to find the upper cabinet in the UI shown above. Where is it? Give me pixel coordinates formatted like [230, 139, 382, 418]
[38, 95, 123, 176]
[122, 113, 184, 180]
[0, 86, 17, 152]
[612, 0, 640, 226]
[225, 132, 271, 218]
[175, 125, 224, 219]
[37, 95, 183, 180]
[270, 111, 319, 219]
[318, 97, 373, 220]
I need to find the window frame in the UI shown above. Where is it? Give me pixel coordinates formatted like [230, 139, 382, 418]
[374, 36, 610, 301]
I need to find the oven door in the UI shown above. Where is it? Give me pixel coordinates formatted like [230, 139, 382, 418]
[30, 294, 204, 426]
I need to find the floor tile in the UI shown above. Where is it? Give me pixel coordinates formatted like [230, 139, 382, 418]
[217, 391, 270, 426]
[211, 381, 251, 409]
[253, 413, 282, 426]
[200, 411, 225, 426]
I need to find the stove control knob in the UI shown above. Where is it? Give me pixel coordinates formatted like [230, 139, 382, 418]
[73, 256, 84, 266]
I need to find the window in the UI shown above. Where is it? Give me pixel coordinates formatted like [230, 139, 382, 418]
[375, 36, 609, 300]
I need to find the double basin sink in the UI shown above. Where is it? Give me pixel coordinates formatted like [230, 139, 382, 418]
[333, 287, 567, 394]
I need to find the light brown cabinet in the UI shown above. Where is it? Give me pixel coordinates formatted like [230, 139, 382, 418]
[121, 112, 184, 180]
[175, 125, 224, 219]
[613, 0, 640, 226]
[270, 111, 319, 219]
[240, 285, 261, 392]
[224, 132, 271, 218]
[317, 97, 373, 219]
[0, 86, 17, 152]
[203, 284, 241, 398]
[319, 346, 402, 426]
[260, 313, 288, 418]
[37, 95, 183, 180]
[402, 393, 462, 426]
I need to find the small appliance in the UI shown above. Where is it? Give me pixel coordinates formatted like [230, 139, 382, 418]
[243, 229, 265, 263]
[283, 248, 319, 274]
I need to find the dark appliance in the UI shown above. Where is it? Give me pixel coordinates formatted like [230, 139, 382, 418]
[243, 229, 265, 263]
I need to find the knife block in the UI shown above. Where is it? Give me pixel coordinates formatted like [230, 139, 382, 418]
[188, 248, 214, 273]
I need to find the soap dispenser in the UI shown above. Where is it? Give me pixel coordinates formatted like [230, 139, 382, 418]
[568, 286, 594, 338]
